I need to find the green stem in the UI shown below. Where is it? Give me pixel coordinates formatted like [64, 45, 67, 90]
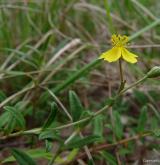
[64, 129, 79, 144]
[118, 59, 125, 93]
[118, 75, 147, 96]
[119, 59, 123, 83]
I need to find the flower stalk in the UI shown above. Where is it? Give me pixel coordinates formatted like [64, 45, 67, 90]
[118, 59, 126, 93]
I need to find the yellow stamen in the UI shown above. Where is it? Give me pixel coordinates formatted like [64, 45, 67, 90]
[111, 34, 129, 47]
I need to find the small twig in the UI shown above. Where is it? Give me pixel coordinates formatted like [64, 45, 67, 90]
[0, 83, 35, 109]
[43, 87, 73, 121]
[79, 132, 93, 162]
[6, 30, 54, 73]
[118, 75, 148, 96]
[75, 131, 152, 161]
[42, 44, 88, 84]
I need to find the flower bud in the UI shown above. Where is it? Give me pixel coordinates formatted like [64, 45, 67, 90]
[147, 66, 160, 78]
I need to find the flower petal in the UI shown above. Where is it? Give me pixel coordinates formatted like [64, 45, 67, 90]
[99, 47, 121, 62]
[122, 48, 138, 63]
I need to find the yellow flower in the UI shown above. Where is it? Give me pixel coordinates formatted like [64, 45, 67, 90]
[99, 34, 138, 63]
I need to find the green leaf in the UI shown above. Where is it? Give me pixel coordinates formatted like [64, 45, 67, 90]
[113, 111, 123, 140]
[66, 135, 100, 149]
[101, 151, 117, 165]
[42, 102, 57, 129]
[69, 90, 83, 122]
[4, 106, 25, 130]
[3, 148, 52, 163]
[118, 148, 131, 156]
[45, 140, 53, 152]
[150, 116, 158, 130]
[0, 90, 6, 102]
[93, 115, 104, 138]
[153, 129, 160, 137]
[39, 129, 61, 141]
[11, 148, 37, 165]
[0, 112, 10, 129]
[137, 105, 147, 132]
[5, 114, 16, 134]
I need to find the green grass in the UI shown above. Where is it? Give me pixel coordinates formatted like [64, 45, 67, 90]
[0, 0, 160, 165]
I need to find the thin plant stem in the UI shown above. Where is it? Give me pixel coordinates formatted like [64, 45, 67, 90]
[117, 59, 125, 93]
[114, 59, 125, 156]
[119, 59, 124, 84]
[75, 131, 152, 161]
[64, 130, 79, 144]
[118, 75, 148, 96]
[44, 87, 73, 121]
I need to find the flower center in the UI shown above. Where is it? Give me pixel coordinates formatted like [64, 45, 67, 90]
[111, 34, 129, 47]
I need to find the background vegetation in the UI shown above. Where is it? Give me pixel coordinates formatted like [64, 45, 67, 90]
[0, 0, 160, 164]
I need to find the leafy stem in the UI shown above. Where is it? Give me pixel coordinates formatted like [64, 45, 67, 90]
[0, 75, 148, 141]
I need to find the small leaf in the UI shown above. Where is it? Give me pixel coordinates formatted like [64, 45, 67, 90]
[113, 111, 123, 140]
[69, 90, 84, 122]
[101, 151, 117, 165]
[66, 135, 100, 149]
[5, 114, 16, 134]
[11, 148, 37, 165]
[0, 112, 10, 129]
[4, 106, 25, 129]
[0, 90, 6, 102]
[45, 140, 53, 152]
[93, 115, 104, 138]
[137, 106, 147, 132]
[3, 148, 52, 163]
[42, 102, 57, 129]
[66, 149, 79, 162]
[150, 117, 158, 130]
[39, 130, 60, 141]
[119, 148, 131, 156]
[153, 129, 160, 137]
